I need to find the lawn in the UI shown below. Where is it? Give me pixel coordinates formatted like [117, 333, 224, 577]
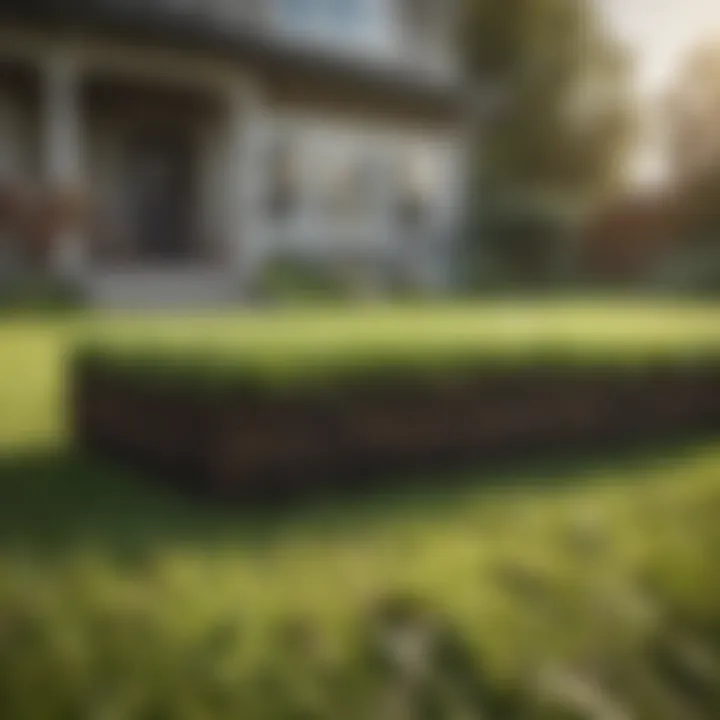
[1, 302, 720, 718]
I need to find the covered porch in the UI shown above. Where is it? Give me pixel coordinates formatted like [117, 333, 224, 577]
[0, 35, 264, 307]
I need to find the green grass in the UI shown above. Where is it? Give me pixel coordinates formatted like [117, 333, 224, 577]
[75, 301, 720, 392]
[2, 303, 720, 718]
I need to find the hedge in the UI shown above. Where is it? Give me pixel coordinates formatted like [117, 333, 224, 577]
[72, 318, 720, 397]
[70, 311, 720, 499]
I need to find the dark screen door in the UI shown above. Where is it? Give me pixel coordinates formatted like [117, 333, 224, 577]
[125, 127, 198, 262]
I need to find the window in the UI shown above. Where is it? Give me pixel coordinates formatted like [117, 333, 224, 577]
[326, 0, 370, 27]
[274, 0, 389, 50]
[266, 123, 387, 237]
[265, 124, 455, 246]
[275, 0, 315, 30]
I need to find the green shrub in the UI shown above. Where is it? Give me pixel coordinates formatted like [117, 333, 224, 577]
[650, 245, 720, 297]
[469, 196, 580, 291]
[255, 254, 382, 305]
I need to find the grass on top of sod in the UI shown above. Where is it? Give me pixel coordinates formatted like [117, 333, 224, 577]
[72, 301, 720, 393]
[1, 304, 720, 718]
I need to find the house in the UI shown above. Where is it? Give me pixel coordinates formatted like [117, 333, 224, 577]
[0, 0, 468, 307]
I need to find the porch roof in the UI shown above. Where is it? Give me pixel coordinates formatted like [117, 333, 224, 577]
[1, 1, 468, 117]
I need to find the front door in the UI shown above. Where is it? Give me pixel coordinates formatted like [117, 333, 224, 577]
[124, 126, 198, 262]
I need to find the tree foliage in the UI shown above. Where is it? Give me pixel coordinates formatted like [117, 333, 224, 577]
[652, 42, 720, 292]
[463, 0, 634, 202]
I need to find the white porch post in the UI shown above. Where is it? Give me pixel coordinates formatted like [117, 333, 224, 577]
[0, 94, 18, 279]
[0, 94, 17, 182]
[227, 83, 268, 297]
[41, 51, 86, 281]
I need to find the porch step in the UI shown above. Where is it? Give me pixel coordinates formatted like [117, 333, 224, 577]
[85, 269, 240, 309]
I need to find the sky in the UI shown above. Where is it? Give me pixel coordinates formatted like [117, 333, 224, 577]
[598, 0, 720, 185]
[600, 0, 720, 95]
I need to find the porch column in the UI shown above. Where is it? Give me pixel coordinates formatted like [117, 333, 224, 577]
[0, 94, 17, 279]
[41, 52, 86, 281]
[227, 84, 268, 297]
[0, 94, 16, 182]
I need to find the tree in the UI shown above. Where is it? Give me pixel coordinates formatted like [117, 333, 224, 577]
[461, 0, 634, 286]
[665, 41, 720, 185]
[658, 41, 720, 292]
